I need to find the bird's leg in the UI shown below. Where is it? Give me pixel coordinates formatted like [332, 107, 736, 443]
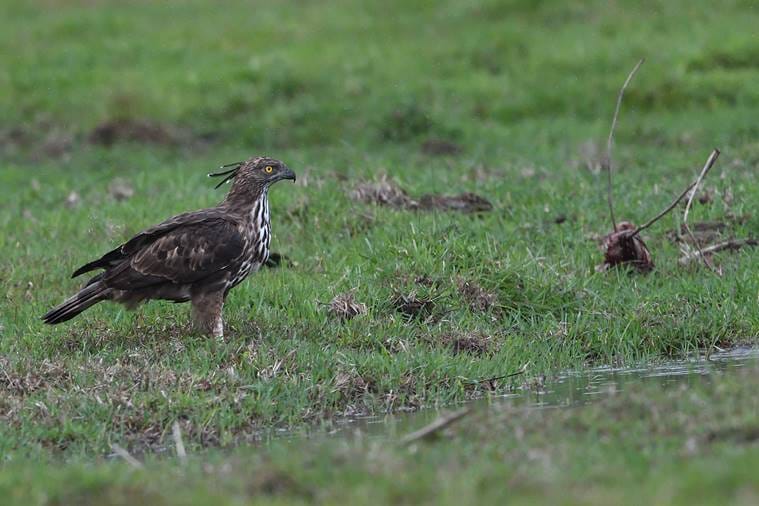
[191, 290, 225, 339]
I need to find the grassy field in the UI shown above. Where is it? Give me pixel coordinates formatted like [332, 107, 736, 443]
[1, 0, 759, 502]
[3, 359, 758, 505]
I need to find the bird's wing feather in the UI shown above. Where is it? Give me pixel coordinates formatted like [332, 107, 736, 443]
[102, 218, 245, 289]
[72, 209, 228, 278]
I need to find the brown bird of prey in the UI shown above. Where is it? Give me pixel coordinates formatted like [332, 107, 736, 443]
[42, 156, 296, 338]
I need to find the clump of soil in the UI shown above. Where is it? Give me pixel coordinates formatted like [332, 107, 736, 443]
[457, 278, 498, 312]
[351, 176, 492, 213]
[596, 221, 654, 273]
[421, 138, 461, 156]
[418, 192, 492, 213]
[327, 292, 367, 321]
[89, 118, 182, 146]
[445, 332, 493, 355]
[392, 292, 435, 320]
[350, 176, 415, 208]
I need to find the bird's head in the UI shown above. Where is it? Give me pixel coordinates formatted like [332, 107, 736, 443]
[210, 156, 296, 202]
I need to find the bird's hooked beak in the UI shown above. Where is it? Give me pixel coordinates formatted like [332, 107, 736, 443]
[280, 166, 296, 182]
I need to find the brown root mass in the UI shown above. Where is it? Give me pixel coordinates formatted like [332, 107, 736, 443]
[596, 221, 654, 273]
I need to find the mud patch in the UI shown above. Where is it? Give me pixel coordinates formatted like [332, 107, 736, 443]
[419, 192, 493, 213]
[351, 176, 492, 213]
[88, 118, 185, 146]
[0, 122, 74, 160]
[421, 138, 461, 156]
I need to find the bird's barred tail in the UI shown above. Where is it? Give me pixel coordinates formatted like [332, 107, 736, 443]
[42, 281, 111, 324]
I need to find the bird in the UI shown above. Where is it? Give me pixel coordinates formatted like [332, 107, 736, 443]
[42, 156, 296, 338]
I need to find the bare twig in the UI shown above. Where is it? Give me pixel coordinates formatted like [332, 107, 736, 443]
[466, 361, 530, 385]
[400, 407, 472, 446]
[604, 58, 645, 230]
[172, 421, 187, 463]
[111, 443, 144, 469]
[682, 149, 721, 269]
[631, 182, 696, 236]
[679, 238, 757, 265]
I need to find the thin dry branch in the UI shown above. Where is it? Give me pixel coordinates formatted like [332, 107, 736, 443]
[682, 149, 721, 269]
[604, 58, 645, 230]
[111, 443, 144, 469]
[172, 421, 187, 463]
[466, 361, 530, 385]
[400, 407, 472, 446]
[679, 238, 757, 265]
[631, 182, 696, 237]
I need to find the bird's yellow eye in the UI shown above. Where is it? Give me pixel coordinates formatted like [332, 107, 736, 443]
[264, 166, 274, 173]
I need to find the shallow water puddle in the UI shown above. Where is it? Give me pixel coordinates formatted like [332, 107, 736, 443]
[277, 347, 759, 443]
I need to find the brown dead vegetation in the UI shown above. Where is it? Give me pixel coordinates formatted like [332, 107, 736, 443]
[667, 221, 727, 245]
[392, 292, 436, 320]
[456, 278, 499, 312]
[444, 332, 494, 355]
[327, 291, 368, 320]
[351, 176, 493, 213]
[421, 138, 462, 156]
[88, 118, 184, 146]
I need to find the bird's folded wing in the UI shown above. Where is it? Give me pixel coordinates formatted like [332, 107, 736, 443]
[103, 218, 245, 289]
[71, 209, 229, 278]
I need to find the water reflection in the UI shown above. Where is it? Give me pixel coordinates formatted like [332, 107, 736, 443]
[278, 347, 759, 443]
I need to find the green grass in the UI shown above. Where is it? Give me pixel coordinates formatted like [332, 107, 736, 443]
[3, 360, 759, 506]
[1, 0, 759, 501]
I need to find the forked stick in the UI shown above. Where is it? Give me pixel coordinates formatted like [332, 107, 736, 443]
[682, 149, 721, 269]
[679, 238, 757, 265]
[631, 182, 695, 236]
[631, 149, 720, 238]
[604, 58, 645, 230]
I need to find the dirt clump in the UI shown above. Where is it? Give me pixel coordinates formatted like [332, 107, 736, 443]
[89, 118, 181, 146]
[392, 292, 435, 320]
[595, 221, 654, 273]
[445, 332, 493, 355]
[351, 176, 492, 213]
[421, 138, 461, 156]
[327, 292, 367, 321]
[457, 278, 498, 312]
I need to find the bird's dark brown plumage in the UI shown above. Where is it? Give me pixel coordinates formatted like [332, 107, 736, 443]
[42, 156, 296, 337]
